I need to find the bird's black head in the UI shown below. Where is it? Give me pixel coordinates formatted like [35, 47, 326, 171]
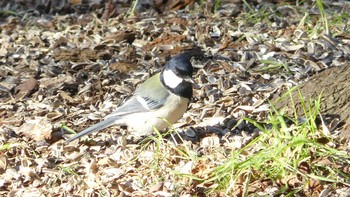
[165, 53, 193, 78]
[160, 53, 194, 99]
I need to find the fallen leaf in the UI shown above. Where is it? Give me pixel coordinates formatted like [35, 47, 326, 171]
[14, 77, 38, 99]
[15, 117, 52, 141]
[0, 155, 7, 174]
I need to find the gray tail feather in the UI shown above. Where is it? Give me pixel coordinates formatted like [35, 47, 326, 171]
[66, 118, 118, 143]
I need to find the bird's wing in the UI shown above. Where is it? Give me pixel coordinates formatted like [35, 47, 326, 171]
[105, 94, 165, 117]
[106, 73, 170, 118]
[66, 94, 163, 142]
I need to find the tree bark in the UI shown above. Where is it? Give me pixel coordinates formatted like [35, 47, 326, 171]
[274, 65, 350, 138]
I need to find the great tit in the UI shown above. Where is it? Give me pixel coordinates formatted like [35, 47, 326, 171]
[67, 53, 194, 142]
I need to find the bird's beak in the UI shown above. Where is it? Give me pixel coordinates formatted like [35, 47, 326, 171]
[184, 77, 200, 89]
[184, 77, 195, 84]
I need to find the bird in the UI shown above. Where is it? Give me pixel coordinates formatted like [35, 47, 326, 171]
[67, 53, 194, 142]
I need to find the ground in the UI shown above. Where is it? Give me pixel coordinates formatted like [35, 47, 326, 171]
[1, 0, 350, 196]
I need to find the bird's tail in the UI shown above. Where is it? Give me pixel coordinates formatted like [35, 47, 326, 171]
[66, 117, 118, 143]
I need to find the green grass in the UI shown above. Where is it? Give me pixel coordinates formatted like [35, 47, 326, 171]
[58, 165, 79, 176]
[214, 0, 222, 13]
[201, 90, 350, 195]
[0, 142, 22, 151]
[257, 59, 291, 73]
[242, 0, 253, 13]
[297, 0, 347, 38]
[240, 6, 271, 26]
[60, 123, 77, 134]
[0, 9, 19, 16]
[198, 0, 222, 13]
[315, 0, 329, 35]
[135, 120, 200, 193]
[126, 0, 138, 18]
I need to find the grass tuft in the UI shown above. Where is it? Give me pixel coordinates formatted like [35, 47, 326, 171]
[203, 90, 350, 195]
[315, 0, 329, 35]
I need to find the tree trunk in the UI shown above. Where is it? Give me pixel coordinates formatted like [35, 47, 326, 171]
[274, 65, 350, 138]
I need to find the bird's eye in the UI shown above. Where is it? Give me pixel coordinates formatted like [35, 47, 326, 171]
[173, 70, 181, 76]
[176, 69, 186, 76]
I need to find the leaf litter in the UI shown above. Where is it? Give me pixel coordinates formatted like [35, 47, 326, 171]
[1, 0, 350, 196]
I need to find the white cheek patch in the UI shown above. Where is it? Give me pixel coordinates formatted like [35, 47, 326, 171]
[162, 69, 183, 88]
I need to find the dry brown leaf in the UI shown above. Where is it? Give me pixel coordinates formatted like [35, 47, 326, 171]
[0, 155, 7, 174]
[149, 182, 163, 193]
[14, 77, 38, 99]
[0, 0, 349, 195]
[15, 117, 52, 141]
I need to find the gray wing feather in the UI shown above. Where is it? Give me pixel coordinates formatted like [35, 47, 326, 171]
[67, 94, 165, 142]
[105, 95, 164, 118]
